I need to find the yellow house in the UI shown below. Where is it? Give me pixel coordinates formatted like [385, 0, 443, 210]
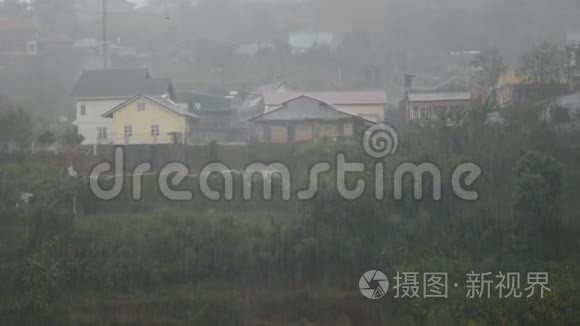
[101, 94, 199, 145]
[495, 70, 567, 108]
[496, 71, 526, 108]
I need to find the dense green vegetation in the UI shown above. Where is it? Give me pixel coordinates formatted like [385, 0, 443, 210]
[1, 110, 580, 325]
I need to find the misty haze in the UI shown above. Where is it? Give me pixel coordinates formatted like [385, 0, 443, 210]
[0, 0, 579, 325]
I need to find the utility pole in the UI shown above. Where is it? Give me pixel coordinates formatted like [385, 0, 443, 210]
[102, 0, 108, 68]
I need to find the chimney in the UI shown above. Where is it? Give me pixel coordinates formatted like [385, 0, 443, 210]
[404, 74, 416, 92]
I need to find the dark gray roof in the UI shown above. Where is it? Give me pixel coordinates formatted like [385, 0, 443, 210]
[72, 69, 173, 99]
[250, 95, 365, 122]
[140, 78, 173, 96]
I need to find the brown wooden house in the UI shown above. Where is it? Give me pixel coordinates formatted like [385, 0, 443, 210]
[249, 95, 373, 143]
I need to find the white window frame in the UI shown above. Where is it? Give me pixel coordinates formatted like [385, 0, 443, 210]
[97, 127, 108, 141]
[124, 125, 133, 137]
[412, 107, 419, 119]
[151, 124, 160, 137]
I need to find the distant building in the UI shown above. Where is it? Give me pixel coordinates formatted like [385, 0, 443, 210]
[400, 74, 476, 125]
[0, 17, 39, 57]
[102, 94, 199, 145]
[236, 42, 275, 56]
[496, 71, 527, 108]
[263, 90, 388, 123]
[425, 75, 475, 94]
[71, 69, 175, 145]
[496, 71, 568, 108]
[542, 91, 580, 129]
[252, 80, 293, 98]
[404, 92, 473, 125]
[567, 32, 580, 44]
[175, 90, 248, 143]
[553, 91, 580, 111]
[241, 80, 294, 115]
[250, 95, 373, 143]
[287, 32, 342, 54]
[566, 32, 580, 87]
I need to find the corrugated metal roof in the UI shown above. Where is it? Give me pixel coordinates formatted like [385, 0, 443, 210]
[408, 92, 472, 102]
[264, 90, 388, 106]
[251, 96, 364, 122]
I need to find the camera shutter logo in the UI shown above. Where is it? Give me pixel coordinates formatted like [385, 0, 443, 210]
[359, 270, 390, 300]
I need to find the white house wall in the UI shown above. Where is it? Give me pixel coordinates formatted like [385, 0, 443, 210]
[73, 99, 124, 145]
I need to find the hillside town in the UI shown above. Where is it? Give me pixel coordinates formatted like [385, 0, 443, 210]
[0, 0, 579, 152]
[2, 1, 580, 325]
[25, 36, 580, 151]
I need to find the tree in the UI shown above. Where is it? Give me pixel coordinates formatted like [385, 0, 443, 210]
[564, 42, 580, 86]
[433, 106, 470, 127]
[468, 98, 497, 127]
[60, 126, 84, 146]
[0, 107, 32, 150]
[512, 151, 562, 257]
[517, 41, 566, 85]
[471, 48, 507, 106]
[36, 131, 56, 147]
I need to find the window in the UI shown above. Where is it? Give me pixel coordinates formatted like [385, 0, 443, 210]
[97, 127, 108, 141]
[343, 123, 354, 137]
[412, 107, 419, 119]
[319, 124, 338, 138]
[124, 125, 133, 137]
[26, 40, 37, 55]
[151, 125, 160, 137]
[294, 125, 314, 142]
[137, 102, 146, 111]
[80, 104, 86, 116]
